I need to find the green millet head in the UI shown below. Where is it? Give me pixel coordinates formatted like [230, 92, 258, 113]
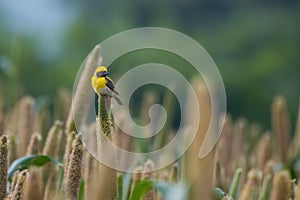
[0, 135, 8, 200]
[1, 136, 7, 144]
[11, 170, 28, 200]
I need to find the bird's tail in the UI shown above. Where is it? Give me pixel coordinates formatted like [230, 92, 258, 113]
[112, 94, 123, 105]
[113, 89, 119, 95]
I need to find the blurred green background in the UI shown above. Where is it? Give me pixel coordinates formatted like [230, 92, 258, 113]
[0, 0, 299, 129]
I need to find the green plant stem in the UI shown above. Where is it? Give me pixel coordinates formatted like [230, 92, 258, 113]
[258, 175, 272, 200]
[229, 168, 242, 199]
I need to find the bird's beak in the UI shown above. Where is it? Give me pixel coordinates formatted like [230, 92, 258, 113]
[104, 72, 109, 75]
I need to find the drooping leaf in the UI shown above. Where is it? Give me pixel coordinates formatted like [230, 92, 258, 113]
[7, 155, 62, 181]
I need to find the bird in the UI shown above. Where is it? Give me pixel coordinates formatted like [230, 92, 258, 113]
[91, 66, 123, 106]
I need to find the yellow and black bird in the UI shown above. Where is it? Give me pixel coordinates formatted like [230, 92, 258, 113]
[91, 66, 123, 106]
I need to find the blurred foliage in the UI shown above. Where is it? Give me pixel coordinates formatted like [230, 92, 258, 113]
[0, 0, 299, 128]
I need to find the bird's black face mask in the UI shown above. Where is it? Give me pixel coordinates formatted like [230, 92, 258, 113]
[96, 71, 109, 77]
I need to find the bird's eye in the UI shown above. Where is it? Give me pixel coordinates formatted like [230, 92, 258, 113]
[96, 71, 108, 77]
[96, 72, 102, 77]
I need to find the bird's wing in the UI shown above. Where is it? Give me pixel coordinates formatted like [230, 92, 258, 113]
[105, 77, 119, 95]
[105, 77, 114, 91]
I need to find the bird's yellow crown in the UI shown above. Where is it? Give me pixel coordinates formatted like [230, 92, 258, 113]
[94, 66, 107, 75]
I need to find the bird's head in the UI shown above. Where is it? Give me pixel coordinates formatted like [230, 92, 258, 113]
[94, 66, 109, 77]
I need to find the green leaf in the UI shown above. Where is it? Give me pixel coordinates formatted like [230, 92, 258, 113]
[130, 180, 153, 200]
[228, 168, 242, 199]
[78, 179, 85, 200]
[8, 155, 62, 181]
[117, 175, 123, 200]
